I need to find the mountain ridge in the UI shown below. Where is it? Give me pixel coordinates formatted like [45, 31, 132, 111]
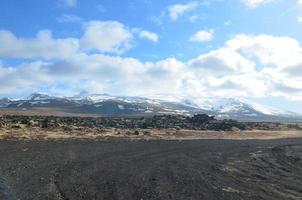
[0, 93, 301, 122]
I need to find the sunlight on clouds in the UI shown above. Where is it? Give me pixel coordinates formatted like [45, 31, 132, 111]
[80, 21, 133, 54]
[0, 25, 302, 100]
[226, 34, 302, 68]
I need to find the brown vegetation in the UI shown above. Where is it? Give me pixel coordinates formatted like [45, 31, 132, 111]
[0, 114, 301, 140]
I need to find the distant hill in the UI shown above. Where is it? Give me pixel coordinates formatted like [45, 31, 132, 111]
[0, 93, 301, 122]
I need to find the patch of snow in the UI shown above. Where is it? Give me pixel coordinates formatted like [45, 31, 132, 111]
[118, 105, 125, 110]
[30, 101, 50, 105]
[17, 102, 24, 107]
[245, 113, 258, 117]
[27, 93, 53, 101]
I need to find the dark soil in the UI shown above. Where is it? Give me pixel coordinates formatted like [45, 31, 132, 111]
[0, 138, 301, 200]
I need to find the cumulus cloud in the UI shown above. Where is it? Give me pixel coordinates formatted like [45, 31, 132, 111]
[0, 61, 52, 94]
[168, 2, 199, 20]
[0, 20, 160, 58]
[138, 30, 159, 42]
[189, 48, 255, 75]
[0, 30, 79, 59]
[0, 55, 189, 97]
[1, 25, 302, 100]
[80, 21, 133, 54]
[226, 34, 302, 68]
[189, 30, 214, 42]
[224, 34, 302, 99]
[242, 0, 274, 8]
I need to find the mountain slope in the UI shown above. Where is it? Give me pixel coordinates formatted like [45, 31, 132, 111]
[0, 93, 301, 121]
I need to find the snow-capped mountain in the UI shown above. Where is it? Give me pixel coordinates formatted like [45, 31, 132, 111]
[179, 97, 299, 118]
[0, 93, 301, 121]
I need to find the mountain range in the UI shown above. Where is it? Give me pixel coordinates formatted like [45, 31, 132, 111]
[0, 93, 301, 122]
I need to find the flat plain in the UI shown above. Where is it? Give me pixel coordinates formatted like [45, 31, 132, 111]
[0, 115, 302, 200]
[0, 138, 302, 200]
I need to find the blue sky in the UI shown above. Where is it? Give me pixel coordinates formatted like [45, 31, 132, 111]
[0, 0, 302, 112]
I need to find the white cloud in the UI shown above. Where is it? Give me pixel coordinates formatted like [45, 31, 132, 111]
[0, 20, 159, 58]
[226, 34, 302, 68]
[298, 0, 302, 6]
[80, 21, 133, 54]
[189, 30, 214, 42]
[225, 34, 302, 99]
[168, 2, 199, 20]
[224, 21, 231, 26]
[59, 0, 77, 7]
[1, 26, 302, 101]
[57, 14, 82, 23]
[243, 0, 274, 8]
[189, 48, 255, 75]
[138, 30, 159, 42]
[0, 30, 79, 59]
[298, 17, 302, 23]
[0, 55, 189, 97]
[0, 61, 53, 94]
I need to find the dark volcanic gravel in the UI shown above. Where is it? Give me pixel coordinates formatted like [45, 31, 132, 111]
[0, 139, 302, 200]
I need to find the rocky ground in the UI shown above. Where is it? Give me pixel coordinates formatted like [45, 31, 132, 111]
[1, 114, 299, 132]
[0, 139, 301, 200]
[0, 114, 302, 200]
[1, 114, 301, 141]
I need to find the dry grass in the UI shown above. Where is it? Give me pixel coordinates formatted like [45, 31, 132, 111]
[1, 125, 302, 141]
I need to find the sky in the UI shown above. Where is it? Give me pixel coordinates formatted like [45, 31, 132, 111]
[0, 0, 302, 112]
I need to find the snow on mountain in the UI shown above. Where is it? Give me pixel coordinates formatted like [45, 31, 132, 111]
[0, 98, 11, 108]
[176, 97, 298, 118]
[27, 93, 55, 101]
[0, 93, 301, 121]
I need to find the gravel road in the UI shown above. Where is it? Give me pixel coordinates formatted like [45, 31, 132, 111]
[0, 138, 301, 200]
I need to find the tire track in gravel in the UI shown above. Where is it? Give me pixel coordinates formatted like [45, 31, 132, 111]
[0, 176, 16, 200]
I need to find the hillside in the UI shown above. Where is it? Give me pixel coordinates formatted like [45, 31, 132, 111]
[0, 93, 301, 122]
